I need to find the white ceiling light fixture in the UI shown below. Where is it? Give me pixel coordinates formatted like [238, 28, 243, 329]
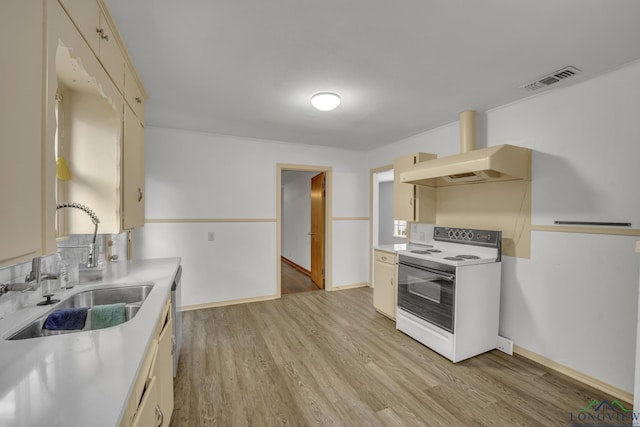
[310, 92, 341, 111]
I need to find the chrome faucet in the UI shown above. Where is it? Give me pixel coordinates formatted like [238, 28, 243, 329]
[56, 202, 100, 268]
[0, 257, 58, 296]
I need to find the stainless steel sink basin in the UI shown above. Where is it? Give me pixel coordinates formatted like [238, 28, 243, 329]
[56, 284, 153, 309]
[7, 284, 153, 340]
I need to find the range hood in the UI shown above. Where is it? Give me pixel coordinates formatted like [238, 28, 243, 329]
[400, 111, 531, 187]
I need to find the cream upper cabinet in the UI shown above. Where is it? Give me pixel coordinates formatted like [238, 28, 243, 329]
[49, 0, 147, 236]
[125, 65, 146, 121]
[97, 13, 125, 89]
[0, 1, 49, 268]
[373, 250, 397, 319]
[393, 152, 437, 223]
[123, 106, 145, 230]
[49, 0, 125, 236]
[58, 0, 125, 89]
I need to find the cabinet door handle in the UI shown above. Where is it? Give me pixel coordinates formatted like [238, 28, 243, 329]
[381, 256, 387, 261]
[409, 197, 413, 206]
[390, 278, 394, 287]
[135, 97, 142, 104]
[155, 405, 164, 427]
[96, 27, 109, 41]
[137, 188, 143, 202]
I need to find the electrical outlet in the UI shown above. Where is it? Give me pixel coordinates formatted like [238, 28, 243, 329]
[497, 336, 513, 355]
[207, 232, 215, 241]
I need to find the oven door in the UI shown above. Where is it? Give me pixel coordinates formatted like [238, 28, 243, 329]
[397, 258, 455, 333]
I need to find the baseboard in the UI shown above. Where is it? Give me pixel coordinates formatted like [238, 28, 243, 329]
[327, 282, 370, 291]
[514, 345, 633, 403]
[181, 294, 279, 311]
[281, 256, 311, 277]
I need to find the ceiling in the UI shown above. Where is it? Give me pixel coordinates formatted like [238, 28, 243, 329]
[105, 0, 640, 151]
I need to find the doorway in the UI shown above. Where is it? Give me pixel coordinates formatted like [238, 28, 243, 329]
[277, 164, 333, 296]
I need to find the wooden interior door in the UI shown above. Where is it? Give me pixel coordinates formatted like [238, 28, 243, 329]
[310, 173, 325, 288]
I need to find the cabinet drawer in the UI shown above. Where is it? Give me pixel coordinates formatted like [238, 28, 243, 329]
[125, 65, 145, 121]
[374, 250, 396, 265]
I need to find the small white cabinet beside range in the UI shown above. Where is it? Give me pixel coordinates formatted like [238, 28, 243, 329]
[373, 249, 398, 319]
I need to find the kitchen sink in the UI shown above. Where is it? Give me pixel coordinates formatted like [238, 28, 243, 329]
[6, 284, 153, 340]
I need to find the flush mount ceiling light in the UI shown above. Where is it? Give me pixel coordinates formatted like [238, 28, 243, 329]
[310, 92, 341, 111]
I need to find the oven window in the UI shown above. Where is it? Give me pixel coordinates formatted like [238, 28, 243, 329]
[408, 279, 441, 304]
[398, 263, 455, 333]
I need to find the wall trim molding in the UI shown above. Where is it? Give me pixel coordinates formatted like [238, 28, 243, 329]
[327, 282, 370, 291]
[281, 256, 311, 277]
[145, 218, 276, 223]
[532, 225, 640, 237]
[333, 217, 370, 221]
[181, 294, 279, 312]
[514, 345, 633, 403]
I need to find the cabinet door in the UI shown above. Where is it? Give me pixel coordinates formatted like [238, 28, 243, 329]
[393, 153, 436, 222]
[373, 255, 397, 319]
[123, 106, 145, 230]
[58, 0, 101, 53]
[98, 12, 125, 89]
[0, 1, 44, 267]
[154, 317, 174, 427]
[131, 376, 160, 427]
[125, 65, 146, 121]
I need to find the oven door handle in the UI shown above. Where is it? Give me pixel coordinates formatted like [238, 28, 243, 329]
[401, 262, 455, 282]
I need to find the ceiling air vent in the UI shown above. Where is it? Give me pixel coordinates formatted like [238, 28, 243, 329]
[520, 66, 582, 91]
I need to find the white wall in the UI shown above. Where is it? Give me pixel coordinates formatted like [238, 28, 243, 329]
[367, 60, 640, 394]
[281, 171, 316, 269]
[134, 128, 369, 307]
[378, 181, 404, 245]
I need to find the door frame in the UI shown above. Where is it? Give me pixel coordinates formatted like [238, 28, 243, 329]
[369, 164, 393, 288]
[276, 163, 333, 297]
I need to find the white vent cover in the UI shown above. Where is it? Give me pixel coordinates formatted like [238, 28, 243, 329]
[520, 66, 582, 91]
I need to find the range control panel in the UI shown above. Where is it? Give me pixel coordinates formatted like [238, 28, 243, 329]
[433, 226, 501, 248]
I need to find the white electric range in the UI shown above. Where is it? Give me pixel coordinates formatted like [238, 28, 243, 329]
[396, 225, 502, 363]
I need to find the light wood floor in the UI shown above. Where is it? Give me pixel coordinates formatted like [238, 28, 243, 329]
[170, 287, 631, 426]
[281, 260, 321, 295]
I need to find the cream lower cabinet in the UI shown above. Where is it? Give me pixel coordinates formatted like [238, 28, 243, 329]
[393, 152, 437, 223]
[373, 250, 397, 320]
[121, 297, 174, 427]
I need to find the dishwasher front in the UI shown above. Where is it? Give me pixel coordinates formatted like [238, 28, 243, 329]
[171, 265, 182, 377]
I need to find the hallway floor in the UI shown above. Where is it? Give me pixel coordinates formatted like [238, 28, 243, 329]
[281, 260, 321, 294]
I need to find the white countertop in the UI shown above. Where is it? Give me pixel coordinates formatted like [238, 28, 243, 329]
[0, 257, 181, 427]
[374, 243, 407, 253]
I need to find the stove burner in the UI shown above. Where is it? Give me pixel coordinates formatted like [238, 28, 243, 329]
[410, 248, 443, 255]
[444, 256, 465, 261]
[457, 255, 480, 260]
